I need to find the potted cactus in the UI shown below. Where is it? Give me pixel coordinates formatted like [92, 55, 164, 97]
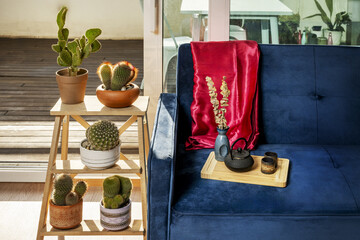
[52, 6, 102, 104]
[80, 120, 121, 170]
[96, 61, 140, 108]
[49, 174, 88, 229]
[100, 175, 132, 231]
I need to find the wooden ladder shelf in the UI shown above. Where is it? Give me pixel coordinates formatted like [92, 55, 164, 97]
[36, 96, 150, 240]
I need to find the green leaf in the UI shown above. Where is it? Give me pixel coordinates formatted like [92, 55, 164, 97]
[80, 35, 86, 48]
[83, 43, 92, 58]
[85, 28, 102, 43]
[314, 0, 333, 29]
[57, 56, 69, 67]
[60, 50, 72, 65]
[90, 40, 101, 53]
[58, 40, 66, 49]
[56, 6, 67, 29]
[303, 13, 322, 20]
[62, 28, 69, 41]
[67, 40, 78, 54]
[325, 0, 333, 18]
[51, 44, 61, 53]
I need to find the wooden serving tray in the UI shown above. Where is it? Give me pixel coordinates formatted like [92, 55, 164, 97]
[201, 152, 290, 188]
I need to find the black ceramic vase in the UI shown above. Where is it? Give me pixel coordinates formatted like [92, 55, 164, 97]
[214, 128, 231, 162]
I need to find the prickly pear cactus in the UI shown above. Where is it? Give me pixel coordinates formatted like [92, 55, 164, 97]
[65, 191, 79, 206]
[97, 62, 112, 89]
[103, 176, 120, 198]
[74, 181, 88, 199]
[86, 120, 119, 151]
[52, 6, 102, 76]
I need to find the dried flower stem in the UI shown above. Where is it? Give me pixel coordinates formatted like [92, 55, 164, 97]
[205, 76, 230, 130]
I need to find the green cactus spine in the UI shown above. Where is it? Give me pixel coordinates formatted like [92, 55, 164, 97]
[86, 120, 119, 151]
[115, 175, 132, 205]
[103, 176, 120, 198]
[65, 191, 79, 206]
[54, 173, 73, 195]
[52, 6, 102, 76]
[111, 62, 133, 90]
[97, 63, 112, 90]
[74, 181, 88, 199]
[52, 190, 67, 206]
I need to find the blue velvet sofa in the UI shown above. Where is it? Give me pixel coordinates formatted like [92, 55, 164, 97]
[147, 44, 360, 240]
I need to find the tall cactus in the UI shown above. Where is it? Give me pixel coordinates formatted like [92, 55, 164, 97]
[51, 6, 102, 76]
[97, 61, 138, 90]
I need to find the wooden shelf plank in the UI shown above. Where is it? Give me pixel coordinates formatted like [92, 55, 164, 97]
[50, 96, 149, 116]
[52, 160, 141, 174]
[41, 219, 144, 236]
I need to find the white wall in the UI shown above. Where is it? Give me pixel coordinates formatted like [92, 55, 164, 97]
[0, 0, 144, 40]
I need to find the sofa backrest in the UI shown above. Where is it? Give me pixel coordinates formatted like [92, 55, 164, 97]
[176, 43, 360, 145]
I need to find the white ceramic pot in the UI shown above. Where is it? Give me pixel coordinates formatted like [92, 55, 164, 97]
[324, 30, 342, 45]
[100, 200, 131, 231]
[80, 139, 120, 170]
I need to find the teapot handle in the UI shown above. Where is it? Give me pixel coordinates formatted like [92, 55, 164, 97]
[231, 138, 248, 151]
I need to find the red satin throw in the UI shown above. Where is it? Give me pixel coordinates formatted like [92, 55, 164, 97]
[185, 41, 260, 150]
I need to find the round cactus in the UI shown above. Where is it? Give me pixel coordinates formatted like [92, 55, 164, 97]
[103, 176, 120, 198]
[86, 120, 119, 151]
[97, 62, 112, 89]
[54, 173, 73, 195]
[74, 181, 88, 199]
[65, 191, 79, 206]
[103, 197, 113, 209]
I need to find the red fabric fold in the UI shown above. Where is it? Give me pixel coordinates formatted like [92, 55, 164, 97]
[185, 41, 260, 150]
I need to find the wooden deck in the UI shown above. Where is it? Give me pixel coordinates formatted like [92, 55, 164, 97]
[0, 38, 143, 165]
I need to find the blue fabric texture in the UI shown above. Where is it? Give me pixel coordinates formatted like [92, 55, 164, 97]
[147, 44, 360, 240]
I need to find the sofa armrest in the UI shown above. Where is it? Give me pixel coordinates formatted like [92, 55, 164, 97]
[147, 93, 178, 240]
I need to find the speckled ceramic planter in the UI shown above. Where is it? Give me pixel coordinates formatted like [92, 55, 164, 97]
[100, 200, 131, 231]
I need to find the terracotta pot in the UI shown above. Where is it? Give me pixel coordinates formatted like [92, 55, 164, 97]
[56, 68, 88, 104]
[96, 83, 140, 108]
[49, 198, 83, 229]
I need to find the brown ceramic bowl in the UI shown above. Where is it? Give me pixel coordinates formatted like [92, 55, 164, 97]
[96, 83, 140, 108]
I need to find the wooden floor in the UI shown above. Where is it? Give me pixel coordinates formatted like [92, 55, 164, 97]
[0, 183, 143, 239]
[0, 38, 143, 164]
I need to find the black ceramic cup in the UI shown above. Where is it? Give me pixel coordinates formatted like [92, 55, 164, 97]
[265, 152, 278, 168]
[261, 157, 276, 174]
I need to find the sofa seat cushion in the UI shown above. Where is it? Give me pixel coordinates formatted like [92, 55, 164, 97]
[173, 144, 359, 215]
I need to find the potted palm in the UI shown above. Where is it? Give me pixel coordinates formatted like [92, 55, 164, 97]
[49, 174, 88, 229]
[96, 61, 140, 108]
[304, 0, 351, 45]
[52, 6, 102, 104]
[80, 120, 121, 170]
[100, 175, 132, 231]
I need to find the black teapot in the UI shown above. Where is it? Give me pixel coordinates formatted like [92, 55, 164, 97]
[224, 138, 254, 172]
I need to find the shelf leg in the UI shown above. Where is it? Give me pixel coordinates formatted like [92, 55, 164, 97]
[36, 116, 63, 240]
[137, 116, 147, 240]
[61, 115, 70, 160]
[144, 113, 150, 162]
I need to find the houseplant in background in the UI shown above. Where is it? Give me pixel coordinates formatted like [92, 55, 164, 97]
[96, 61, 140, 108]
[52, 6, 102, 104]
[49, 174, 88, 229]
[304, 0, 351, 45]
[80, 120, 121, 170]
[100, 175, 133, 231]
